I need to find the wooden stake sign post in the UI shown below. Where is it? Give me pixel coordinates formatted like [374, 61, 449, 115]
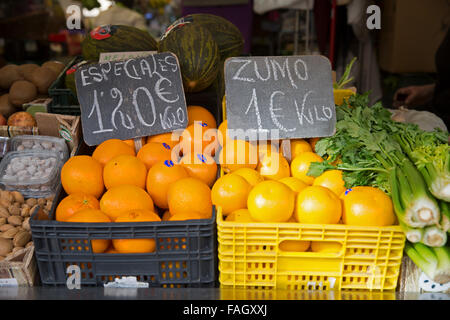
[75, 52, 188, 146]
[224, 55, 336, 141]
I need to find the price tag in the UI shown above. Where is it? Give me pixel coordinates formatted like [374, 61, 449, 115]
[75, 52, 188, 146]
[224, 55, 336, 141]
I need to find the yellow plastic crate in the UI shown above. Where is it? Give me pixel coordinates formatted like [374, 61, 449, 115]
[217, 208, 405, 291]
[333, 88, 355, 106]
[218, 97, 405, 291]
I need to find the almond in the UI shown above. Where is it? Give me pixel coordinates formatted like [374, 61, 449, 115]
[13, 231, 31, 247]
[0, 224, 14, 232]
[0, 191, 13, 203]
[37, 198, 46, 206]
[1, 227, 18, 239]
[0, 217, 5, 226]
[26, 241, 33, 248]
[8, 204, 21, 216]
[0, 206, 9, 218]
[0, 238, 12, 256]
[30, 204, 39, 217]
[22, 218, 30, 231]
[25, 198, 37, 207]
[7, 215, 23, 226]
[11, 191, 24, 204]
[21, 206, 31, 217]
[0, 198, 11, 208]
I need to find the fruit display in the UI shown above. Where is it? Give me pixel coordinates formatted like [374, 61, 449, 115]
[2, 13, 443, 294]
[52, 105, 220, 256]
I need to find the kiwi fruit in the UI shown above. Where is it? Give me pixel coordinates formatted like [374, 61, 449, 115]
[18, 63, 39, 82]
[30, 67, 57, 94]
[0, 65, 23, 89]
[9, 80, 38, 106]
[0, 94, 18, 117]
[42, 61, 65, 76]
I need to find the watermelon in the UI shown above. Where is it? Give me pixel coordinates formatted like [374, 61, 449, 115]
[81, 25, 158, 61]
[171, 14, 244, 60]
[159, 23, 219, 93]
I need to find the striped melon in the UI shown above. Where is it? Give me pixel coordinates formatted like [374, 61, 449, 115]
[176, 14, 244, 60]
[81, 25, 158, 62]
[64, 60, 91, 96]
[158, 23, 219, 93]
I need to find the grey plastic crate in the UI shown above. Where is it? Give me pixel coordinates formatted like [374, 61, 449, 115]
[30, 187, 217, 287]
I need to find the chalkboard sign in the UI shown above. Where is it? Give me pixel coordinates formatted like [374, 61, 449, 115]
[224, 55, 335, 141]
[75, 52, 188, 146]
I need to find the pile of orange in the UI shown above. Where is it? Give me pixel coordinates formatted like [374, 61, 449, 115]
[212, 137, 396, 230]
[56, 104, 397, 255]
[56, 106, 220, 254]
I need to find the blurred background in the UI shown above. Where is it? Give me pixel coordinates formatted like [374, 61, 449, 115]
[0, 0, 448, 123]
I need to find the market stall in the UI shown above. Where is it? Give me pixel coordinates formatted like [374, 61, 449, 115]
[0, 0, 448, 301]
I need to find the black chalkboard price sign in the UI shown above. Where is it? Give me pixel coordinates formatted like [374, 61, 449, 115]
[75, 52, 188, 146]
[224, 55, 336, 141]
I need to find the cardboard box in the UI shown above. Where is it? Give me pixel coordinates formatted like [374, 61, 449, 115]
[0, 112, 81, 157]
[0, 246, 38, 287]
[378, 0, 450, 73]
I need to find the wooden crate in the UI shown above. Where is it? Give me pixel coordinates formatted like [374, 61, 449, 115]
[0, 245, 38, 287]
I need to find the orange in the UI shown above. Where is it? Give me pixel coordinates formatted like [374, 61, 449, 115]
[257, 141, 279, 160]
[279, 177, 308, 194]
[167, 177, 212, 218]
[247, 180, 295, 222]
[137, 142, 174, 170]
[100, 185, 155, 221]
[162, 210, 173, 221]
[146, 160, 189, 209]
[113, 209, 161, 253]
[257, 152, 290, 180]
[178, 152, 218, 187]
[55, 193, 100, 222]
[279, 240, 311, 252]
[122, 138, 145, 149]
[225, 209, 254, 222]
[65, 209, 111, 253]
[311, 241, 342, 253]
[147, 131, 181, 150]
[219, 139, 258, 173]
[313, 169, 346, 197]
[340, 186, 395, 226]
[179, 123, 219, 158]
[232, 168, 264, 186]
[103, 155, 147, 190]
[290, 139, 312, 159]
[211, 174, 251, 215]
[295, 186, 342, 224]
[309, 137, 321, 152]
[290, 152, 324, 185]
[92, 139, 135, 166]
[61, 155, 104, 199]
[168, 211, 205, 221]
[187, 105, 217, 128]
